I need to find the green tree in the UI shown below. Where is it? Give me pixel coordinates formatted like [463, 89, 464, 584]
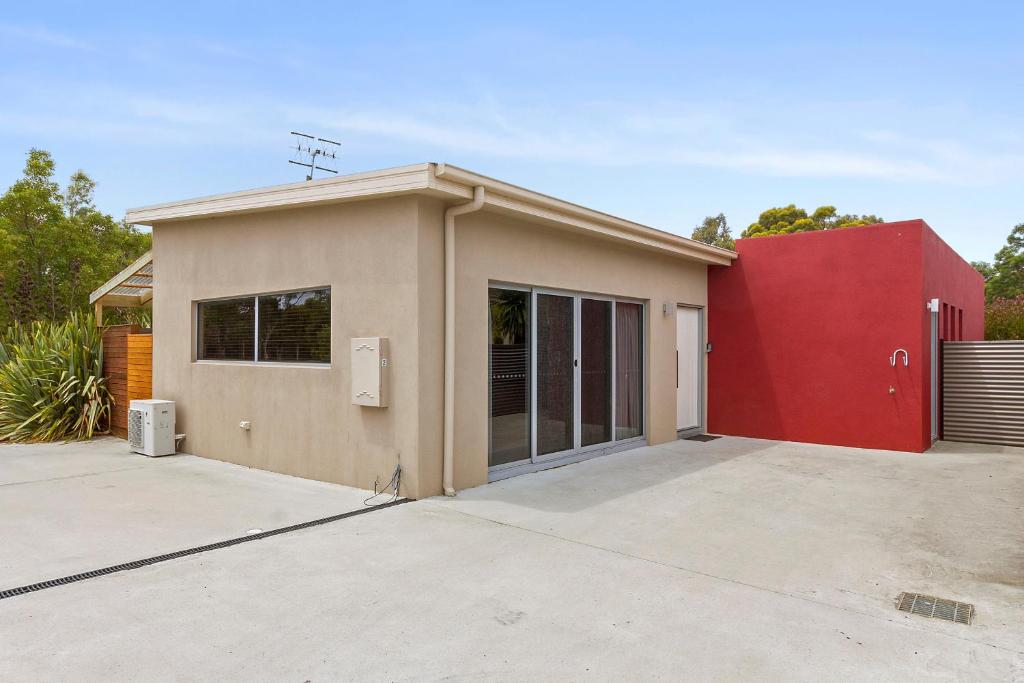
[489, 289, 528, 344]
[691, 213, 736, 250]
[985, 294, 1024, 340]
[0, 149, 151, 327]
[972, 260, 995, 282]
[986, 223, 1024, 301]
[742, 204, 883, 238]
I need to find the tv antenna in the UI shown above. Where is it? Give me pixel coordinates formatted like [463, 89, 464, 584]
[289, 131, 339, 181]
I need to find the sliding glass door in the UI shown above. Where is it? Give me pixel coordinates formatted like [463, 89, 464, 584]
[536, 293, 575, 456]
[581, 298, 613, 447]
[615, 302, 644, 440]
[489, 285, 645, 474]
[488, 288, 530, 467]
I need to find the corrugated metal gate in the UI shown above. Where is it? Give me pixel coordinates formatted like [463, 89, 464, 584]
[942, 341, 1024, 447]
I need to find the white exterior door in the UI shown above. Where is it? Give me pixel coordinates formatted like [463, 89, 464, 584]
[676, 306, 702, 432]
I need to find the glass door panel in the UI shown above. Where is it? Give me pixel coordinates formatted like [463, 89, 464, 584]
[581, 298, 613, 446]
[615, 302, 644, 440]
[490, 285, 647, 476]
[488, 288, 530, 467]
[536, 293, 574, 455]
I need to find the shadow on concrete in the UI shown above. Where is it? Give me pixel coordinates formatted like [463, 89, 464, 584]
[928, 439, 1024, 457]
[450, 436, 780, 513]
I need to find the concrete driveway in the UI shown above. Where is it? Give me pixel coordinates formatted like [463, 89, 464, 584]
[0, 438, 374, 586]
[2, 436, 1022, 681]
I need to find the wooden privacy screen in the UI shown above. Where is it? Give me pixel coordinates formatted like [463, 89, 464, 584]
[127, 333, 153, 408]
[101, 325, 152, 438]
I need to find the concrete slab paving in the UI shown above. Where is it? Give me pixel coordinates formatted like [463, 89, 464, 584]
[1, 436, 1022, 680]
[433, 436, 1024, 654]
[0, 438, 376, 587]
[0, 493, 1020, 681]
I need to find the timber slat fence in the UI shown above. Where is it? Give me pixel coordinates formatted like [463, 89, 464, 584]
[101, 325, 152, 438]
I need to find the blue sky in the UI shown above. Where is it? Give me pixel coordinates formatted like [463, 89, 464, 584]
[1, 1, 1021, 262]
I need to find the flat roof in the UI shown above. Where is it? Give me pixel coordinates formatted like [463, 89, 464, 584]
[125, 163, 735, 266]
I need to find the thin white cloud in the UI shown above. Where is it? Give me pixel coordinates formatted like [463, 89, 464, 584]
[191, 40, 258, 62]
[857, 129, 1024, 183]
[2, 78, 1020, 186]
[292, 104, 973, 182]
[670, 149, 949, 182]
[0, 24, 98, 52]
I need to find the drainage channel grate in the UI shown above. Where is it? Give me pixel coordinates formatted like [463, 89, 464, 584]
[686, 434, 722, 442]
[896, 592, 974, 625]
[0, 498, 410, 601]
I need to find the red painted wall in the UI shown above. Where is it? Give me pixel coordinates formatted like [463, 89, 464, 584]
[919, 223, 986, 444]
[708, 220, 983, 453]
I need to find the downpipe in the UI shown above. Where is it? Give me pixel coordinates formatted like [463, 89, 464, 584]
[443, 185, 485, 496]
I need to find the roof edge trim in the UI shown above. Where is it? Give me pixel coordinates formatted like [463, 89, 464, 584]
[123, 162, 736, 265]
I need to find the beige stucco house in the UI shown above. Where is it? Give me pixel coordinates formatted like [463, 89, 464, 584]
[93, 164, 735, 498]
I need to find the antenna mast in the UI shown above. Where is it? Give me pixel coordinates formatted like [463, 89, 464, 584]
[289, 131, 339, 181]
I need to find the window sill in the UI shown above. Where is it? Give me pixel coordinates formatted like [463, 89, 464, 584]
[193, 360, 332, 370]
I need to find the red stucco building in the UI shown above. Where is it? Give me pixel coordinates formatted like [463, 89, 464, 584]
[707, 220, 984, 452]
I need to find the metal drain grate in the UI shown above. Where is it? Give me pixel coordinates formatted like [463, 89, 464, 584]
[686, 434, 721, 442]
[0, 498, 410, 601]
[896, 592, 973, 625]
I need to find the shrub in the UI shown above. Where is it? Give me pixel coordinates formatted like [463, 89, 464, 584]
[102, 307, 152, 328]
[985, 294, 1024, 340]
[0, 313, 110, 441]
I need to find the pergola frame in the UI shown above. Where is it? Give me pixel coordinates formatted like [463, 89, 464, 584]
[89, 250, 153, 325]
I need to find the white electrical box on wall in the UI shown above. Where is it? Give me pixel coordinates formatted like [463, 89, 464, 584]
[351, 337, 389, 407]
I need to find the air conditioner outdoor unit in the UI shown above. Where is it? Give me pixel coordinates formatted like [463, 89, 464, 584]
[128, 399, 176, 457]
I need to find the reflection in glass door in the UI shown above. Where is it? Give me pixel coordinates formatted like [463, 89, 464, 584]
[615, 302, 644, 440]
[488, 288, 530, 467]
[581, 299, 612, 446]
[489, 285, 646, 476]
[536, 293, 575, 455]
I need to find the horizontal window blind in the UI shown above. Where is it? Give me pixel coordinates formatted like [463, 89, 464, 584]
[258, 289, 331, 363]
[196, 288, 330, 364]
[197, 298, 255, 361]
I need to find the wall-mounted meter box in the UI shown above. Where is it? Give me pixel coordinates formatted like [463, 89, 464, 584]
[351, 337, 389, 407]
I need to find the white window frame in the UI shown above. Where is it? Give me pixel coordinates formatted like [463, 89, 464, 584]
[193, 286, 332, 367]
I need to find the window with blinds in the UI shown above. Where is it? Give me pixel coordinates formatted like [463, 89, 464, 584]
[197, 298, 255, 361]
[258, 289, 330, 363]
[197, 288, 330, 364]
